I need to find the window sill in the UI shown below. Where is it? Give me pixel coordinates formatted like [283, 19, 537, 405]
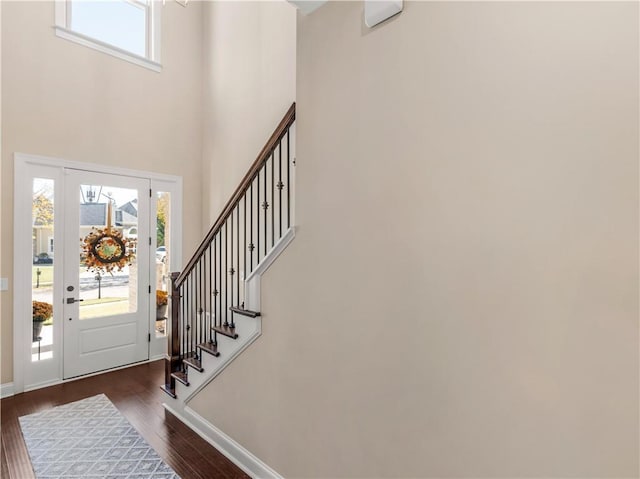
[54, 26, 162, 73]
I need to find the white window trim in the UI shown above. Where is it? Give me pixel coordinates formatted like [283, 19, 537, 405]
[54, 0, 162, 73]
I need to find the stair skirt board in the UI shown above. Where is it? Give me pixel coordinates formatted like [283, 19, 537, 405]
[177, 325, 262, 403]
[162, 229, 295, 476]
[163, 403, 284, 479]
[167, 227, 295, 404]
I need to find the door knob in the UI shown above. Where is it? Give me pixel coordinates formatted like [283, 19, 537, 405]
[66, 298, 84, 304]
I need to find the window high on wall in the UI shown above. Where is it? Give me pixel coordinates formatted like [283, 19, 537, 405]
[54, 0, 162, 72]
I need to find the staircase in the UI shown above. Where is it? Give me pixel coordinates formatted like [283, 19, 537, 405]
[161, 103, 296, 402]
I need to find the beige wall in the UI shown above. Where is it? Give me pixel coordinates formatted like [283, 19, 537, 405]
[201, 0, 296, 223]
[189, 2, 639, 477]
[1, 0, 204, 383]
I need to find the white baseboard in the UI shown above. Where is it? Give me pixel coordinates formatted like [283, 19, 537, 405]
[1, 382, 15, 398]
[163, 402, 283, 479]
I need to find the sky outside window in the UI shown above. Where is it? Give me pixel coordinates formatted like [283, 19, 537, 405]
[70, 1, 147, 57]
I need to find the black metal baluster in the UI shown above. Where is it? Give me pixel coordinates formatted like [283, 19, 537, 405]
[263, 163, 268, 257]
[236, 205, 240, 308]
[192, 271, 196, 359]
[184, 283, 188, 365]
[184, 278, 188, 363]
[198, 257, 203, 354]
[287, 129, 291, 228]
[186, 275, 190, 362]
[278, 141, 283, 238]
[184, 282, 188, 369]
[271, 152, 275, 247]
[213, 235, 218, 343]
[230, 212, 235, 327]
[190, 272, 195, 359]
[181, 285, 185, 366]
[205, 251, 209, 341]
[209, 241, 214, 344]
[189, 272, 193, 360]
[194, 266, 198, 357]
[250, 182, 254, 272]
[195, 262, 199, 354]
[256, 170, 260, 264]
[224, 220, 229, 328]
[218, 230, 222, 330]
[243, 192, 247, 299]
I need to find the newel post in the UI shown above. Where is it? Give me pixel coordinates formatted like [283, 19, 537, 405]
[162, 272, 181, 398]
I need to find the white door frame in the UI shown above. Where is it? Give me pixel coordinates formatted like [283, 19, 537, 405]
[13, 152, 183, 394]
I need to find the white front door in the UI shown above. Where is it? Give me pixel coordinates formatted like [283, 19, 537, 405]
[62, 169, 151, 379]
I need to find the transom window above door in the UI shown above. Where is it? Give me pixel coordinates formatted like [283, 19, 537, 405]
[54, 0, 162, 72]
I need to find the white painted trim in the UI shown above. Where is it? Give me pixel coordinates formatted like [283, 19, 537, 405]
[53, 0, 161, 72]
[364, 0, 403, 28]
[183, 325, 261, 403]
[150, 0, 162, 65]
[245, 227, 296, 283]
[149, 178, 183, 359]
[54, 0, 66, 27]
[13, 159, 28, 395]
[15, 152, 180, 182]
[23, 358, 164, 393]
[1, 382, 15, 399]
[163, 403, 284, 479]
[14, 161, 66, 394]
[287, 0, 327, 15]
[13, 153, 183, 394]
[54, 27, 162, 73]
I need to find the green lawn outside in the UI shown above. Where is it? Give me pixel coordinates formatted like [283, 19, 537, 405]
[32, 265, 90, 286]
[32, 265, 53, 286]
[80, 299, 130, 319]
[41, 298, 130, 323]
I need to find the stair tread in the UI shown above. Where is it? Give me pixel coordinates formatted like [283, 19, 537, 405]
[171, 370, 189, 386]
[183, 356, 204, 372]
[160, 385, 176, 398]
[229, 306, 261, 318]
[212, 324, 239, 339]
[198, 341, 221, 357]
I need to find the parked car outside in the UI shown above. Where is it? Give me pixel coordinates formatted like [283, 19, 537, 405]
[33, 253, 53, 264]
[156, 246, 167, 263]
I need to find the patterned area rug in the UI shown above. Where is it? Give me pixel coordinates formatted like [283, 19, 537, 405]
[18, 394, 180, 479]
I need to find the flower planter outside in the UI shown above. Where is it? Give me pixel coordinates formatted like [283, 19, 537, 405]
[33, 320, 45, 342]
[156, 304, 168, 320]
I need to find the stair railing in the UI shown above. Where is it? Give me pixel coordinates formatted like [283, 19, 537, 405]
[162, 103, 296, 397]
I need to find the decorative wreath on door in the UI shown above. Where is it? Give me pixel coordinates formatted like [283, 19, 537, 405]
[81, 202, 136, 274]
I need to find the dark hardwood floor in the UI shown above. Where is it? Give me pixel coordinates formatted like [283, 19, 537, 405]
[0, 360, 249, 479]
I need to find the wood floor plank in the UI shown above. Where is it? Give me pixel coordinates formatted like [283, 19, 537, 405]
[0, 360, 249, 479]
[1, 436, 10, 479]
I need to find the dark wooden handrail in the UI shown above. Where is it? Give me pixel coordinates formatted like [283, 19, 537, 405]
[175, 102, 296, 287]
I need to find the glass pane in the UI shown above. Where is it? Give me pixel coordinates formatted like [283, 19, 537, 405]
[70, 1, 147, 57]
[79, 185, 138, 319]
[155, 192, 170, 337]
[32, 179, 55, 362]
